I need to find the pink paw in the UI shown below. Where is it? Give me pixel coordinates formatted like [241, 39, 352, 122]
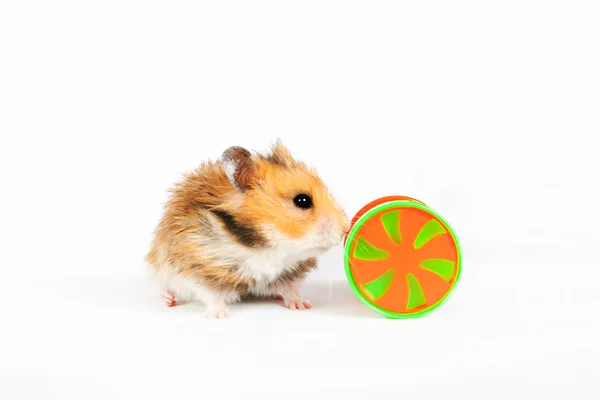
[286, 300, 312, 310]
[204, 306, 231, 319]
[161, 291, 177, 307]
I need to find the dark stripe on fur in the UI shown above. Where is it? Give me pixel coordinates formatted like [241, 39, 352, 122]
[211, 209, 267, 247]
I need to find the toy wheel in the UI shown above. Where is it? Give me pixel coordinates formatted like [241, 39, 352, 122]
[344, 197, 461, 318]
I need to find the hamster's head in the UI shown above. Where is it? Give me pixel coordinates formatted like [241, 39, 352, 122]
[221, 140, 350, 255]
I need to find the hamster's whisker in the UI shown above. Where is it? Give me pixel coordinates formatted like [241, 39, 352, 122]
[341, 223, 397, 262]
[342, 223, 381, 238]
[343, 238, 371, 259]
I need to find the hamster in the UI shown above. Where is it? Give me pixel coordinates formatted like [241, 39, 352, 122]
[145, 140, 350, 318]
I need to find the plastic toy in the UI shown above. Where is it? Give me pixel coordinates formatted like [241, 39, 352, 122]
[344, 196, 461, 318]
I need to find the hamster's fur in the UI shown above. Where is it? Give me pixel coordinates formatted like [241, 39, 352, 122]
[145, 141, 349, 318]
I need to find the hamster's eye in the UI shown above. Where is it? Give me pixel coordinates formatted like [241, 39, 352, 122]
[293, 194, 313, 209]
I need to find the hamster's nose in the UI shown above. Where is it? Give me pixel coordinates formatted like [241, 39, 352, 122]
[341, 215, 350, 234]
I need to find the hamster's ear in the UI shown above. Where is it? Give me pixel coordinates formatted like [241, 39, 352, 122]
[221, 146, 257, 191]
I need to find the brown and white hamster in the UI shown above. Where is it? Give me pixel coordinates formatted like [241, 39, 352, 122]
[145, 140, 350, 318]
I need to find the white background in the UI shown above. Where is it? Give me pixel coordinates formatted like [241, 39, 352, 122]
[1, 1, 599, 399]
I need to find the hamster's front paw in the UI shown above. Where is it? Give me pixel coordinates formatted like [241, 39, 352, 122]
[277, 284, 312, 310]
[285, 299, 312, 310]
[204, 304, 231, 319]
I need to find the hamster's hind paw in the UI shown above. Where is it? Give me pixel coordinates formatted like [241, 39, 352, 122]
[161, 291, 177, 307]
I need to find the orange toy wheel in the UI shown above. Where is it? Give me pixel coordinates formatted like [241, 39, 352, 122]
[344, 197, 462, 318]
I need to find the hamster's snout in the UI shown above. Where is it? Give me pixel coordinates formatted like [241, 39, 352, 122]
[342, 216, 351, 234]
[317, 213, 350, 249]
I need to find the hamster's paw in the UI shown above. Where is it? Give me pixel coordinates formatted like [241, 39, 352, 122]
[279, 289, 312, 310]
[161, 290, 177, 307]
[275, 283, 312, 310]
[204, 305, 231, 319]
[286, 299, 312, 310]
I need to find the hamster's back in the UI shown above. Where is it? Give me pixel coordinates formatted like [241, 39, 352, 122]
[145, 159, 234, 271]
